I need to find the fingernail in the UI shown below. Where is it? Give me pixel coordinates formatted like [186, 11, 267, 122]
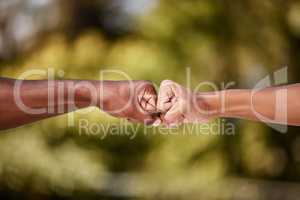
[152, 119, 161, 127]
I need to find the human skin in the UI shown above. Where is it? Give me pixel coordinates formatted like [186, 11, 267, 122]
[157, 80, 300, 126]
[0, 78, 158, 130]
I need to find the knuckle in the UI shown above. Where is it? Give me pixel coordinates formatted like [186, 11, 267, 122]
[161, 80, 174, 86]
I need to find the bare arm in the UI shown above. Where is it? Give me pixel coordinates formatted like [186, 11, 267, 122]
[211, 84, 300, 125]
[157, 80, 300, 126]
[0, 78, 157, 130]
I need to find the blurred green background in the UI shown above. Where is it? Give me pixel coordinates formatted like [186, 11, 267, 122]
[1, 0, 300, 199]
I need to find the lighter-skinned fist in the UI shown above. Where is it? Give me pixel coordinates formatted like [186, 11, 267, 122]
[156, 80, 215, 126]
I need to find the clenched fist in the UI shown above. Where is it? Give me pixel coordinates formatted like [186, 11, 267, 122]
[156, 80, 218, 126]
[99, 80, 159, 125]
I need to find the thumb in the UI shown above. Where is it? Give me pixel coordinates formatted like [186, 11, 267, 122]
[157, 80, 176, 113]
[162, 102, 184, 126]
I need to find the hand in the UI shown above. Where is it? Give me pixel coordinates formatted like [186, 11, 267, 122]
[157, 80, 217, 126]
[99, 80, 159, 125]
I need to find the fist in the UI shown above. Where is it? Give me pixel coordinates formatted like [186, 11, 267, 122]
[100, 80, 159, 125]
[157, 80, 215, 126]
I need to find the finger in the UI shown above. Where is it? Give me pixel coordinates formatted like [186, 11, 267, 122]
[139, 94, 157, 112]
[132, 103, 160, 125]
[144, 92, 157, 112]
[157, 80, 175, 112]
[162, 102, 184, 126]
[137, 81, 157, 113]
[152, 118, 161, 127]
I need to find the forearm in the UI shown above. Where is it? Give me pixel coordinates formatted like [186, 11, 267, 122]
[0, 79, 107, 130]
[205, 84, 300, 125]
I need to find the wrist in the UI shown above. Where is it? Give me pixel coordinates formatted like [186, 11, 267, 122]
[219, 89, 251, 118]
[196, 92, 222, 118]
[94, 81, 121, 110]
[195, 89, 251, 119]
